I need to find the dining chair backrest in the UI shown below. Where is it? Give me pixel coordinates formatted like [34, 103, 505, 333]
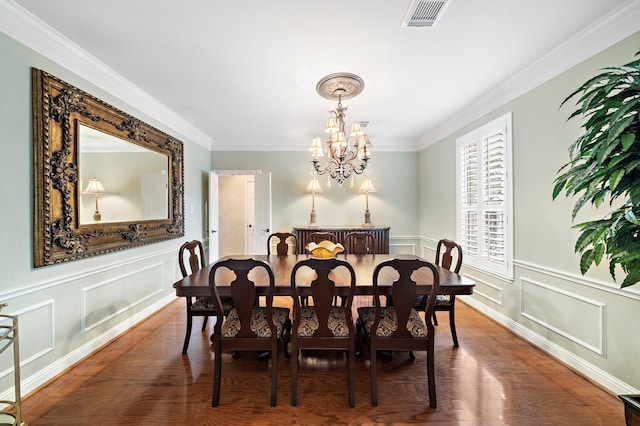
[290, 257, 357, 337]
[267, 232, 297, 255]
[210, 258, 275, 338]
[344, 232, 376, 254]
[307, 232, 338, 244]
[179, 240, 206, 277]
[371, 258, 440, 339]
[435, 239, 463, 273]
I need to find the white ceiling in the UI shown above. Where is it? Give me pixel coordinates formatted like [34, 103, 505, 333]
[8, 0, 638, 152]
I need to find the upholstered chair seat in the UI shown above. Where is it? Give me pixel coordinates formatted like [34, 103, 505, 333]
[357, 306, 428, 338]
[192, 296, 233, 314]
[295, 306, 350, 337]
[221, 307, 291, 338]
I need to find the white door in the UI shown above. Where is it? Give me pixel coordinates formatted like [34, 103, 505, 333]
[252, 172, 272, 254]
[208, 171, 219, 264]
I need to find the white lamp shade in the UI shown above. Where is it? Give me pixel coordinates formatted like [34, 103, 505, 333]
[306, 177, 323, 193]
[331, 131, 347, 149]
[358, 176, 376, 193]
[309, 136, 324, 158]
[82, 178, 107, 194]
[349, 121, 364, 137]
[324, 117, 338, 134]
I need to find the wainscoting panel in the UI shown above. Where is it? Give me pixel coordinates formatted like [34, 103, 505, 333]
[520, 277, 606, 356]
[389, 236, 419, 256]
[466, 273, 503, 306]
[0, 300, 54, 380]
[82, 262, 165, 332]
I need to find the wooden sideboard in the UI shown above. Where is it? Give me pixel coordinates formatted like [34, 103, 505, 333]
[292, 226, 390, 254]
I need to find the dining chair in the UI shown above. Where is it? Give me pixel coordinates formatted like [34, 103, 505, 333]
[431, 239, 463, 347]
[209, 258, 291, 407]
[178, 240, 233, 354]
[344, 231, 376, 255]
[290, 257, 357, 407]
[267, 232, 297, 255]
[307, 231, 338, 245]
[356, 257, 440, 408]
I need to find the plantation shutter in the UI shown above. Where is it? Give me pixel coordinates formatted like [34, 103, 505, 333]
[482, 131, 506, 265]
[456, 113, 512, 278]
[459, 141, 479, 257]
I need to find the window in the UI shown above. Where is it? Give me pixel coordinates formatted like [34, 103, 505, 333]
[456, 113, 513, 279]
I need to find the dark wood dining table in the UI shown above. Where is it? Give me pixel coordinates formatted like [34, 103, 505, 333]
[173, 253, 475, 298]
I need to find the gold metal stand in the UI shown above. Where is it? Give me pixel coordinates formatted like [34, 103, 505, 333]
[0, 304, 27, 426]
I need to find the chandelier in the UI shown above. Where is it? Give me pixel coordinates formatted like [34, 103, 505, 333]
[310, 72, 372, 187]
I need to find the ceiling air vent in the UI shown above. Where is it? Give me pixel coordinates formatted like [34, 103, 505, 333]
[401, 0, 450, 28]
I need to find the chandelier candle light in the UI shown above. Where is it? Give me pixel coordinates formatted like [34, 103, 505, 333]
[82, 178, 107, 221]
[306, 176, 323, 226]
[310, 72, 372, 188]
[359, 176, 377, 227]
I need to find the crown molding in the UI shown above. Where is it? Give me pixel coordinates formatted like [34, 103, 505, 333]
[417, 0, 640, 150]
[0, 0, 212, 150]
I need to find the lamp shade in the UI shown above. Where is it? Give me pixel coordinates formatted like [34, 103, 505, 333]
[82, 178, 107, 194]
[349, 121, 364, 137]
[358, 176, 376, 193]
[324, 117, 338, 134]
[306, 177, 323, 193]
[309, 136, 324, 158]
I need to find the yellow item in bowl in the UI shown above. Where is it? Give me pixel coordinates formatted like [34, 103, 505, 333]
[305, 240, 345, 258]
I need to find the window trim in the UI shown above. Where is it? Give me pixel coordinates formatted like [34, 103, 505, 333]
[456, 112, 513, 279]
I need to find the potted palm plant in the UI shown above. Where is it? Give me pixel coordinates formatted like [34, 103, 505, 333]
[553, 50, 640, 425]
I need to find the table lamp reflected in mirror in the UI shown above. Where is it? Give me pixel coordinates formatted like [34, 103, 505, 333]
[82, 178, 107, 221]
[306, 176, 323, 226]
[358, 176, 377, 227]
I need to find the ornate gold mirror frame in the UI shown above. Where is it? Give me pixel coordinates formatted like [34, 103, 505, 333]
[32, 68, 184, 267]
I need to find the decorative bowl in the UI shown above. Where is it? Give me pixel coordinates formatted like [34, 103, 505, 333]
[305, 240, 345, 258]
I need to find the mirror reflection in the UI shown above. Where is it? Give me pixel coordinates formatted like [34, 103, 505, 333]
[79, 124, 169, 224]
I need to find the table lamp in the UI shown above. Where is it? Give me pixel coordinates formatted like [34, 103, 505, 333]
[82, 178, 107, 221]
[306, 176, 323, 226]
[358, 176, 377, 227]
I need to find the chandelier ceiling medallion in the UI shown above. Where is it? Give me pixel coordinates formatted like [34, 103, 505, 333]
[310, 72, 372, 187]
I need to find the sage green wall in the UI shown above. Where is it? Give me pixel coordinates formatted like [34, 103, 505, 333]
[0, 32, 209, 395]
[419, 31, 640, 392]
[211, 151, 420, 237]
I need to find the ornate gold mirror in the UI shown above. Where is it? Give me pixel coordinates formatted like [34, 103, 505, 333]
[32, 68, 184, 267]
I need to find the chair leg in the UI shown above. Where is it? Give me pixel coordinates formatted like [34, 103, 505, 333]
[449, 296, 459, 347]
[370, 340, 378, 407]
[291, 340, 298, 406]
[283, 319, 292, 359]
[348, 336, 355, 407]
[432, 311, 439, 326]
[212, 341, 222, 407]
[427, 337, 437, 408]
[270, 340, 278, 407]
[201, 315, 209, 331]
[182, 300, 193, 354]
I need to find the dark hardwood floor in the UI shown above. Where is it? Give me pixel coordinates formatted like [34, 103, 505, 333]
[21, 297, 624, 425]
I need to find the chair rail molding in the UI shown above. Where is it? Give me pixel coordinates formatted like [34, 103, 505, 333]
[0, 245, 176, 301]
[514, 259, 640, 301]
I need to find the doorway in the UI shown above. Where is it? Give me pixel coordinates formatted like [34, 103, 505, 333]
[208, 170, 272, 263]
